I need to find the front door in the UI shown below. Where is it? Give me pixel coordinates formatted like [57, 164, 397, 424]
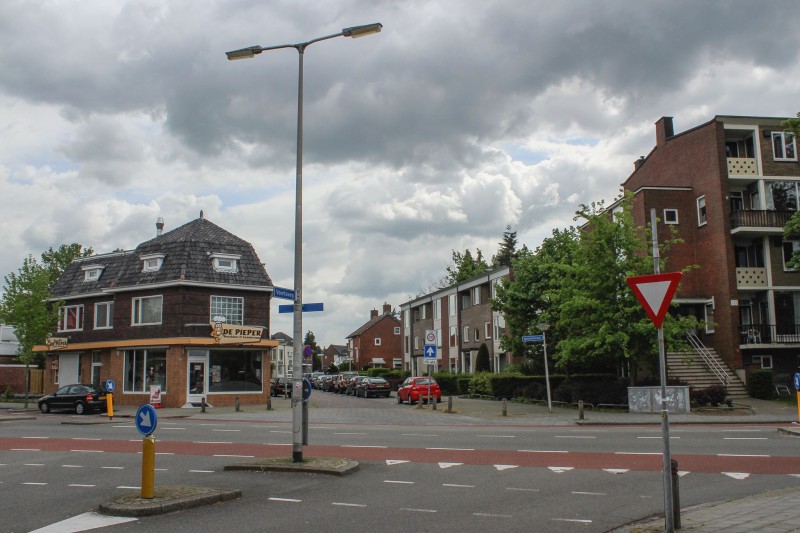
[187, 358, 208, 405]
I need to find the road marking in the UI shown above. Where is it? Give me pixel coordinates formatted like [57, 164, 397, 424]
[72, 437, 101, 441]
[11, 448, 40, 451]
[24, 463, 45, 466]
[264, 443, 291, 446]
[69, 484, 96, 488]
[384, 480, 414, 484]
[548, 466, 574, 473]
[212, 429, 241, 432]
[332, 502, 367, 507]
[722, 429, 763, 432]
[553, 518, 592, 524]
[604, 469, 629, 474]
[22, 436, 48, 439]
[718, 454, 769, 457]
[477, 435, 515, 438]
[62, 465, 83, 468]
[518, 449, 568, 453]
[198, 423, 225, 426]
[572, 491, 606, 496]
[213, 454, 254, 458]
[723, 472, 750, 480]
[494, 465, 518, 471]
[474, 513, 513, 518]
[27, 511, 137, 532]
[723, 437, 768, 440]
[443, 483, 474, 488]
[401, 508, 437, 513]
[438, 462, 463, 469]
[113, 425, 135, 428]
[427, 447, 474, 451]
[161, 427, 185, 431]
[615, 452, 661, 455]
[270, 430, 292, 434]
[386, 460, 410, 465]
[155, 452, 175, 456]
[637, 436, 680, 439]
[101, 466, 124, 470]
[341, 445, 387, 448]
[506, 487, 540, 492]
[117, 486, 140, 489]
[189, 470, 215, 473]
[70, 450, 103, 453]
[402, 433, 439, 437]
[155, 468, 168, 472]
[23, 482, 48, 485]
[269, 497, 302, 503]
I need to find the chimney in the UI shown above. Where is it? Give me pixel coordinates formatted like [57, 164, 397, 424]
[633, 156, 645, 170]
[655, 116, 674, 147]
[156, 217, 164, 236]
[382, 303, 392, 315]
[370, 309, 379, 319]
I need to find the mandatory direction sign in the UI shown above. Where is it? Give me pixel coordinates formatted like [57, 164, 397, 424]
[273, 286, 296, 300]
[794, 372, 800, 391]
[104, 379, 115, 393]
[423, 344, 437, 365]
[135, 404, 158, 437]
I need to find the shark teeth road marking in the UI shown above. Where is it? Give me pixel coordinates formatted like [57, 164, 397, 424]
[494, 465, 518, 471]
[723, 472, 750, 480]
[27, 511, 136, 532]
[603, 469, 629, 474]
[438, 462, 463, 469]
[548, 466, 574, 474]
[386, 460, 410, 465]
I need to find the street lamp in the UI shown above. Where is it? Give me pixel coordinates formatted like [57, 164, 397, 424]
[537, 323, 553, 413]
[226, 23, 381, 463]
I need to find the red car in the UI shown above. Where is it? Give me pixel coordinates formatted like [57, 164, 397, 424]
[397, 377, 441, 404]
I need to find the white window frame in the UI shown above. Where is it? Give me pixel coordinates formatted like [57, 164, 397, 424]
[94, 301, 114, 330]
[414, 336, 419, 350]
[82, 265, 104, 282]
[704, 302, 715, 334]
[374, 337, 382, 346]
[782, 240, 800, 271]
[210, 295, 244, 325]
[484, 321, 491, 339]
[394, 327, 400, 335]
[473, 286, 480, 305]
[696, 196, 707, 226]
[772, 131, 797, 161]
[141, 254, 165, 273]
[663, 208, 679, 225]
[753, 355, 773, 369]
[450, 325, 458, 347]
[210, 253, 240, 273]
[435, 328, 442, 348]
[58, 305, 83, 332]
[434, 298, 441, 320]
[463, 325, 470, 341]
[420, 305, 427, 320]
[448, 294, 456, 317]
[474, 328, 480, 342]
[132, 295, 163, 326]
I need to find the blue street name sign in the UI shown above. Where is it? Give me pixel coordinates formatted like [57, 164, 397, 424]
[135, 404, 158, 437]
[273, 286, 296, 300]
[521, 335, 544, 342]
[278, 303, 325, 313]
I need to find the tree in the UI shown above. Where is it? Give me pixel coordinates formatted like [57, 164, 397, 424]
[41, 244, 93, 290]
[475, 343, 491, 372]
[782, 112, 800, 267]
[492, 225, 527, 267]
[303, 331, 322, 358]
[445, 248, 489, 284]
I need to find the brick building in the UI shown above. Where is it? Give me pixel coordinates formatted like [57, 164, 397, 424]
[346, 304, 402, 370]
[622, 115, 800, 384]
[34, 215, 278, 408]
[400, 267, 511, 374]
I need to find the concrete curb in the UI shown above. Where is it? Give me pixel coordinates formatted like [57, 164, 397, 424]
[224, 456, 359, 477]
[98, 485, 241, 517]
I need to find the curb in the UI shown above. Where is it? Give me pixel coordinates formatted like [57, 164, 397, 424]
[224, 456, 359, 477]
[98, 485, 241, 517]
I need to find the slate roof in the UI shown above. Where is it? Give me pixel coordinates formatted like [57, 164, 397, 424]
[346, 313, 399, 339]
[327, 344, 348, 357]
[271, 332, 294, 346]
[51, 217, 272, 298]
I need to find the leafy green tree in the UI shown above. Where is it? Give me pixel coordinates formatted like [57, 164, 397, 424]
[303, 331, 322, 358]
[783, 112, 800, 267]
[445, 248, 489, 284]
[475, 343, 491, 372]
[41, 244, 93, 290]
[492, 226, 518, 267]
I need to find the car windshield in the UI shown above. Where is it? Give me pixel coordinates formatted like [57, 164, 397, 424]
[370, 378, 388, 384]
[415, 378, 435, 385]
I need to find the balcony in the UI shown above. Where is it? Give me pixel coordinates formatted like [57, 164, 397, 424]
[730, 209, 793, 236]
[727, 157, 758, 176]
[736, 267, 767, 289]
[740, 324, 800, 346]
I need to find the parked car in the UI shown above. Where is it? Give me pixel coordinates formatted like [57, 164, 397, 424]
[356, 377, 392, 398]
[38, 384, 107, 415]
[397, 377, 441, 404]
[336, 372, 358, 393]
[270, 378, 292, 397]
[312, 374, 328, 389]
[346, 375, 369, 396]
[320, 375, 336, 392]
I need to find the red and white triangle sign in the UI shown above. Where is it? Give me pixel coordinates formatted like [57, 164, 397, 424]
[626, 272, 683, 328]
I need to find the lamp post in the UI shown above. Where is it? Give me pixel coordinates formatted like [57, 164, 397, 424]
[537, 323, 553, 413]
[227, 23, 382, 463]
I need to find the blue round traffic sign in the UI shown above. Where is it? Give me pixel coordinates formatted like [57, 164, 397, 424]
[135, 404, 158, 436]
[104, 379, 115, 393]
[302, 378, 312, 400]
[794, 373, 800, 391]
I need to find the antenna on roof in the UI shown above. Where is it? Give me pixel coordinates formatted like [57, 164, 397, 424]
[156, 217, 164, 236]
[200, 210, 204, 220]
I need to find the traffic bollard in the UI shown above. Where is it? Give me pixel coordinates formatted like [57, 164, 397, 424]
[447, 396, 453, 413]
[502, 398, 507, 417]
[671, 459, 681, 529]
[201, 396, 206, 413]
[141, 435, 155, 499]
[578, 400, 584, 420]
[266, 396, 272, 411]
[235, 396, 240, 412]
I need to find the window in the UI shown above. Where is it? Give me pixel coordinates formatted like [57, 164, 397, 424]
[208, 349, 262, 393]
[394, 327, 400, 335]
[210, 296, 244, 325]
[94, 301, 113, 329]
[132, 295, 162, 325]
[211, 253, 240, 273]
[140, 254, 165, 272]
[782, 240, 800, 271]
[696, 196, 707, 226]
[434, 298, 441, 320]
[58, 305, 83, 332]
[420, 305, 427, 320]
[82, 265, 104, 282]
[663, 209, 679, 224]
[772, 131, 797, 161]
[704, 302, 715, 334]
[767, 181, 799, 211]
[374, 337, 382, 346]
[463, 325, 470, 342]
[91, 351, 102, 389]
[494, 315, 506, 340]
[484, 322, 491, 339]
[448, 294, 456, 316]
[436, 328, 442, 348]
[393, 358, 402, 369]
[414, 336, 419, 350]
[474, 328, 480, 342]
[123, 349, 167, 393]
[752, 355, 773, 369]
[450, 325, 458, 347]
[473, 287, 481, 305]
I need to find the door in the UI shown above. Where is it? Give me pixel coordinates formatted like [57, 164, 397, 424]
[58, 353, 79, 385]
[187, 358, 208, 404]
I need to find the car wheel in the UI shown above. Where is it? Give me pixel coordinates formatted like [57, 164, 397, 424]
[39, 402, 50, 414]
[75, 402, 86, 415]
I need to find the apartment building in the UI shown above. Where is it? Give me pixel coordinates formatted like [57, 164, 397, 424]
[623, 115, 800, 381]
[400, 266, 511, 374]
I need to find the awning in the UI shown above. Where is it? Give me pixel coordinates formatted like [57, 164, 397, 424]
[372, 357, 386, 364]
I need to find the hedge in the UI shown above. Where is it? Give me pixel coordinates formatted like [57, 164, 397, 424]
[747, 369, 775, 400]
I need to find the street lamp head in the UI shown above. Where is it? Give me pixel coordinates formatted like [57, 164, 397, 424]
[342, 22, 382, 38]
[225, 46, 264, 60]
[537, 323, 550, 332]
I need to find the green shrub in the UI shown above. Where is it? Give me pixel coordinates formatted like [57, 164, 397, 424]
[747, 369, 775, 400]
[468, 372, 492, 395]
[690, 384, 730, 406]
[475, 344, 491, 372]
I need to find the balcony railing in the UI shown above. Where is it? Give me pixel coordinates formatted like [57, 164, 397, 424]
[730, 209, 793, 230]
[727, 157, 757, 176]
[740, 324, 800, 345]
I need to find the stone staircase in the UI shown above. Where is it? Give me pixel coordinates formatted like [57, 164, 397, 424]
[667, 349, 749, 400]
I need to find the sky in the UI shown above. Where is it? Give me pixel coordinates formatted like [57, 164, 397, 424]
[2, 0, 800, 348]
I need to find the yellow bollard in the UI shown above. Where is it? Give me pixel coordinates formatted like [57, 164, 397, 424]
[141, 435, 155, 499]
[106, 393, 114, 421]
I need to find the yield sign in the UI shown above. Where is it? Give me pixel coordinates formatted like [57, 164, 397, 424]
[626, 272, 683, 328]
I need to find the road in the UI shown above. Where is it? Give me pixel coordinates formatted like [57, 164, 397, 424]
[1, 393, 798, 532]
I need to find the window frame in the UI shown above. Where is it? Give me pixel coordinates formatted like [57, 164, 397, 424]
[484, 321, 491, 339]
[704, 302, 715, 334]
[473, 286, 481, 306]
[782, 240, 800, 271]
[131, 295, 163, 326]
[82, 265, 104, 282]
[772, 131, 797, 161]
[94, 301, 114, 330]
[210, 253, 240, 273]
[663, 208, 679, 225]
[140, 254, 165, 273]
[696, 196, 707, 226]
[210, 295, 244, 325]
[374, 337, 382, 346]
[753, 354, 773, 369]
[58, 304, 84, 332]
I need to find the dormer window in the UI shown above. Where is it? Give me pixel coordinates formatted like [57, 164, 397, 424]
[211, 253, 240, 273]
[141, 253, 165, 272]
[81, 264, 105, 282]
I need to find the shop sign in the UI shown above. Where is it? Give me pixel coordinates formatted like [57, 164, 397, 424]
[46, 337, 68, 350]
[210, 322, 264, 344]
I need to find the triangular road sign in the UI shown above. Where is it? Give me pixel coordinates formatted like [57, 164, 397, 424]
[626, 272, 683, 328]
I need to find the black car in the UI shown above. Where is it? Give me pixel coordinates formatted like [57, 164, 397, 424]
[38, 384, 107, 415]
[270, 378, 292, 397]
[355, 377, 392, 398]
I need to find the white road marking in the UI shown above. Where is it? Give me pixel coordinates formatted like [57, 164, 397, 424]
[72, 438, 100, 441]
[401, 508, 437, 513]
[269, 497, 302, 503]
[22, 436, 48, 439]
[341, 445, 387, 448]
[553, 518, 592, 524]
[113, 425, 135, 428]
[61, 465, 83, 468]
[27, 511, 137, 532]
[189, 470, 215, 473]
[518, 449, 568, 453]
[116, 486, 140, 489]
[723, 437, 768, 440]
[155, 452, 175, 456]
[69, 484, 96, 488]
[212, 429, 241, 432]
[572, 491, 606, 496]
[264, 443, 291, 446]
[615, 452, 661, 455]
[213, 454, 254, 458]
[402, 433, 439, 437]
[678, 471, 689, 477]
[334, 432, 366, 435]
[548, 466, 574, 473]
[161, 427, 185, 431]
[477, 435, 515, 438]
[603, 469, 629, 474]
[506, 487, 540, 492]
[555, 435, 595, 439]
[637, 436, 680, 439]
[723, 472, 750, 480]
[11, 448, 40, 451]
[474, 513, 513, 518]
[443, 483, 474, 488]
[332, 502, 367, 507]
[384, 480, 414, 484]
[427, 447, 474, 451]
[155, 468, 168, 472]
[270, 430, 292, 434]
[386, 460, 410, 465]
[24, 463, 45, 466]
[438, 462, 463, 469]
[101, 466, 124, 470]
[194, 441, 233, 444]
[718, 454, 769, 457]
[23, 482, 48, 485]
[722, 429, 763, 432]
[70, 450, 103, 453]
[494, 465, 518, 471]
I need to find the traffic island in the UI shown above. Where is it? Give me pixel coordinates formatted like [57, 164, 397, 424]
[98, 485, 241, 517]
[224, 456, 359, 477]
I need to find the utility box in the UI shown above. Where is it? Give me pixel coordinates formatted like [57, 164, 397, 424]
[628, 386, 690, 414]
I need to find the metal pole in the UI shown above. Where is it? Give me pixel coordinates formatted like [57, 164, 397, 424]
[651, 208, 675, 532]
[542, 331, 553, 413]
[291, 46, 305, 463]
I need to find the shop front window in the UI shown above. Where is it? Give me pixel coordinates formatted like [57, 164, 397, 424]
[208, 350, 262, 393]
[124, 349, 167, 393]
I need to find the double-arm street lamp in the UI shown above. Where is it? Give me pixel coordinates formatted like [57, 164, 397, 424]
[226, 23, 382, 462]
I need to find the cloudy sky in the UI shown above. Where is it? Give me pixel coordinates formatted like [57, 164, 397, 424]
[2, 0, 799, 347]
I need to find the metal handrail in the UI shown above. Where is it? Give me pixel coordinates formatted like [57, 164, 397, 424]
[685, 333, 729, 387]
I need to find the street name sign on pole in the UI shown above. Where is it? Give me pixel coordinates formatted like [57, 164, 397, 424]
[278, 303, 324, 313]
[521, 335, 544, 342]
[273, 286, 296, 300]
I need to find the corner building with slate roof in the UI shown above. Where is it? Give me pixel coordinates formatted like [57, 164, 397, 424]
[36, 215, 277, 408]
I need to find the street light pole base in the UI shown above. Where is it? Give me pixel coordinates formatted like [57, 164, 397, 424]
[293, 451, 303, 463]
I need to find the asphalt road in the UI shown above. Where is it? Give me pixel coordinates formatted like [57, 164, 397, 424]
[1, 393, 798, 532]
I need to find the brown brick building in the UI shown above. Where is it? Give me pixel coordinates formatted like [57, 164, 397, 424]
[346, 304, 402, 370]
[623, 115, 800, 385]
[35, 216, 278, 408]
